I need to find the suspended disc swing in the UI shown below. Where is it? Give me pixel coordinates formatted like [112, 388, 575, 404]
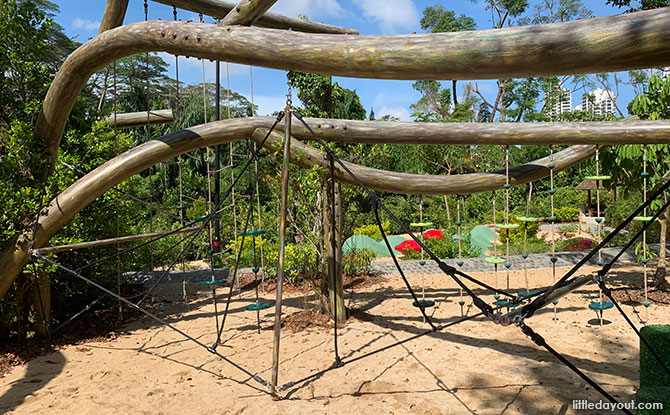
[455, 196, 466, 314]
[587, 146, 613, 325]
[637, 145, 652, 322]
[516, 182, 539, 300]
[410, 195, 434, 309]
[492, 146, 518, 309]
[547, 146, 560, 320]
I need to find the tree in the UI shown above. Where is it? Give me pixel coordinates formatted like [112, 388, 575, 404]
[606, 0, 670, 11]
[0, 0, 77, 125]
[419, 6, 476, 106]
[604, 75, 670, 289]
[289, 72, 366, 120]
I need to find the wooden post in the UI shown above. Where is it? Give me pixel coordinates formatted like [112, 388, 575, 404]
[324, 176, 346, 323]
[270, 106, 290, 398]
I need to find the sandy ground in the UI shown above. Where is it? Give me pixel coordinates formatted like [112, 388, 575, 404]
[1, 264, 666, 415]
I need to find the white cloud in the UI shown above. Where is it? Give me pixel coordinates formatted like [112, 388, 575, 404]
[72, 18, 100, 31]
[269, 0, 344, 19]
[355, 0, 419, 33]
[378, 106, 412, 121]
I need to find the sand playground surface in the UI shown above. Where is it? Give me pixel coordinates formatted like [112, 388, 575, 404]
[1, 263, 668, 415]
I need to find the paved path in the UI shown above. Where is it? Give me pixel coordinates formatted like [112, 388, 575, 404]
[371, 244, 670, 275]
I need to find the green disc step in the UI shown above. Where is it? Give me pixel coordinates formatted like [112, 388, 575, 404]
[199, 279, 227, 286]
[518, 290, 539, 298]
[410, 222, 433, 228]
[516, 216, 539, 222]
[240, 229, 267, 236]
[485, 257, 507, 264]
[634, 216, 655, 222]
[246, 302, 271, 311]
[412, 299, 435, 308]
[588, 301, 614, 311]
[584, 175, 611, 180]
[495, 299, 518, 308]
[496, 223, 520, 229]
[194, 213, 221, 221]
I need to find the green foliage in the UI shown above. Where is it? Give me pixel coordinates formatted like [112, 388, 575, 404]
[289, 72, 366, 120]
[402, 233, 481, 260]
[420, 5, 476, 32]
[342, 248, 375, 276]
[264, 243, 318, 283]
[353, 221, 390, 241]
[629, 76, 670, 120]
[606, 0, 670, 11]
[555, 206, 580, 222]
[0, 0, 77, 124]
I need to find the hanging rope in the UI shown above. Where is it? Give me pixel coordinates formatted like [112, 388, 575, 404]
[549, 146, 558, 320]
[173, 5, 188, 300]
[143, 0, 156, 302]
[456, 196, 465, 314]
[642, 144, 650, 322]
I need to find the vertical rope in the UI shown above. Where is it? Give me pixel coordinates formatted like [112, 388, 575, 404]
[504, 145, 511, 293]
[523, 183, 532, 293]
[550, 146, 557, 320]
[144, 0, 156, 301]
[226, 62, 239, 290]
[174, 5, 187, 300]
[456, 196, 464, 314]
[113, 60, 122, 317]
[642, 144, 649, 323]
[250, 65, 266, 291]
[595, 146, 604, 326]
[492, 190, 499, 296]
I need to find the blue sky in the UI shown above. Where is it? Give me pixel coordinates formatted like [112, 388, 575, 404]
[57, 0, 636, 119]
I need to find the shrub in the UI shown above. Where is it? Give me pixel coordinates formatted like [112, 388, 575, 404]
[353, 221, 390, 241]
[555, 206, 580, 222]
[342, 248, 376, 276]
[263, 243, 319, 283]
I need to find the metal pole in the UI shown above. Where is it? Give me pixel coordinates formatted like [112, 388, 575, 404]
[213, 60, 221, 252]
[270, 84, 292, 398]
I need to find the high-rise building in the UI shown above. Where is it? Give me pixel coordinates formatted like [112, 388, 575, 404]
[547, 88, 572, 117]
[580, 89, 613, 116]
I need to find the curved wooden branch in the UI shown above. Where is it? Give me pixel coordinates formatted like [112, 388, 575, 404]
[99, 0, 129, 33]
[153, 0, 358, 34]
[220, 0, 279, 26]
[253, 129, 596, 195]
[0, 116, 599, 300]
[38, 9, 670, 156]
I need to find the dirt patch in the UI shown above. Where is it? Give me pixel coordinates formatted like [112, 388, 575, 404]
[611, 287, 670, 305]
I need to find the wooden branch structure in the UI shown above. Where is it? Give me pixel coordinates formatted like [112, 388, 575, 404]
[153, 0, 358, 34]
[253, 129, 596, 195]
[36, 8, 670, 156]
[220, 0, 279, 26]
[8, 112, 670, 298]
[105, 109, 174, 129]
[33, 227, 200, 255]
[99, 0, 129, 33]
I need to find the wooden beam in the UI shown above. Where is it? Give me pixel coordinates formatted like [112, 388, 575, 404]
[106, 109, 174, 129]
[37, 9, 670, 156]
[99, 0, 129, 33]
[253, 129, 597, 196]
[153, 0, 358, 34]
[289, 118, 670, 146]
[220, 0, 278, 26]
[33, 227, 200, 255]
